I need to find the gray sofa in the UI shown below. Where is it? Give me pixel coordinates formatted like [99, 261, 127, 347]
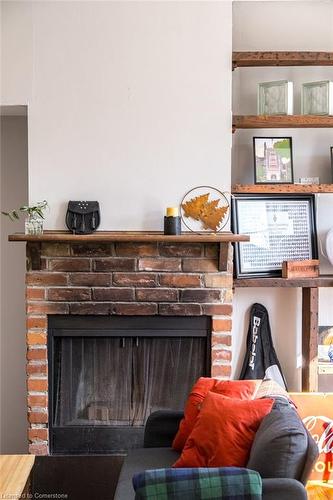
[114, 398, 318, 500]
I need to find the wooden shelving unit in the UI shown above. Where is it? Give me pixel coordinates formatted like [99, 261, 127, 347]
[232, 184, 333, 194]
[231, 51, 333, 391]
[233, 115, 333, 131]
[232, 51, 333, 69]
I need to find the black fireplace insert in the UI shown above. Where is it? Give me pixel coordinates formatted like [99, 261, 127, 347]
[48, 315, 211, 454]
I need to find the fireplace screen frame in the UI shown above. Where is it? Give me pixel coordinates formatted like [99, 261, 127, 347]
[48, 315, 211, 455]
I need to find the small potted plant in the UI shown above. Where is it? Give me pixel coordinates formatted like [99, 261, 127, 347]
[2, 200, 49, 235]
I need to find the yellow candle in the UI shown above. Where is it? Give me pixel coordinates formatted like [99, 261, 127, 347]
[166, 207, 179, 217]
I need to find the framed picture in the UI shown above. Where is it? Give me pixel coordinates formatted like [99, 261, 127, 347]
[232, 194, 318, 278]
[331, 146, 333, 181]
[253, 137, 294, 184]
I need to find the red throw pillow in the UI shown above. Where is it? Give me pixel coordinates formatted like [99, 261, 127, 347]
[172, 378, 261, 451]
[173, 391, 274, 468]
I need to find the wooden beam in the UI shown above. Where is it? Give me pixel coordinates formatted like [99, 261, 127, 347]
[302, 287, 319, 392]
[233, 115, 333, 129]
[232, 184, 333, 194]
[234, 276, 333, 288]
[218, 242, 230, 272]
[232, 51, 333, 69]
[26, 242, 41, 271]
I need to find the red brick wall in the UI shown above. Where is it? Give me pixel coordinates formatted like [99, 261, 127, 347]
[25, 241, 234, 454]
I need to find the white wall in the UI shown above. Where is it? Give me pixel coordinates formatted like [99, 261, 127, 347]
[232, 288, 303, 389]
[0, 0, 233, 452]
[0, 116, 29, 453]
[1, 1, 233, 230]
[231, 0, 333, 389]
[233, 1, 333, 52]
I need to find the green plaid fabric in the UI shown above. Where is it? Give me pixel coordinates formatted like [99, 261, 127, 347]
[132, 467, 262, 500]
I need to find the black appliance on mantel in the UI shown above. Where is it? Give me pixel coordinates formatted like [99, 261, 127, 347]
[48, 315, 211, 455]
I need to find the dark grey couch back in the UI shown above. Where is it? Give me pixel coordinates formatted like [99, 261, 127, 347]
[247, 398, 318, 485]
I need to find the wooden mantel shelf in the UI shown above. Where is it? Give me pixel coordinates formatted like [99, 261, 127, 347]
[8, 230, 249, 243]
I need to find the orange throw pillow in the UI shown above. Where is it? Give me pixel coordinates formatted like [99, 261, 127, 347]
[172, 378, 261, 451]
[173, 391, 274, 468]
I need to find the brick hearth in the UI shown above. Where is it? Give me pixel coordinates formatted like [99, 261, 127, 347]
[25, 241, 234, 454]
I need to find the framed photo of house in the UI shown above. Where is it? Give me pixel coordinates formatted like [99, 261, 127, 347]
[253, 137, 294, 184]
[232, 194, 318, 278]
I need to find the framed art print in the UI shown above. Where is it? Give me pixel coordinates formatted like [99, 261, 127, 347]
[232, 194, 318, 278]
[253, 137, 294, 184]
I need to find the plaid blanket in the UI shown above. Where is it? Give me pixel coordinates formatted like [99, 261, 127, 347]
[132, 467, 262, 500]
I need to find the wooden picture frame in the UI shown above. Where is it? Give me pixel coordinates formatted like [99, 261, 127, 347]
[231, 194, 318, 278]
[253, 137, 294, 184]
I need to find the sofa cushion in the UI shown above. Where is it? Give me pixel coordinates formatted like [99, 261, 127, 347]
[247, 398, 308, 480]
[114, 448, 179, 500]
[144, 410, 184, 448]
[115, 448, 308, 500]
[173, 392, 274, 468]
[172, 378, 261, 451]
[133, 467, 262, 500]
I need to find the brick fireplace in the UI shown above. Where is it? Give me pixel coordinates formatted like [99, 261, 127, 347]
[20, 235, 240, 455]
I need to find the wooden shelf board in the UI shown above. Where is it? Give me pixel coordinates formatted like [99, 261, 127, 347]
[233, 115, 333, 130]
[8, 230, 250, 243]
[234, 275, 333, 288]
[232, 184, 333, 194]
[232, 51, 333, 69]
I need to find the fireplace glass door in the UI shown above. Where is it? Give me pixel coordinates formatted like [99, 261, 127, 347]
[49, 315, 210, 454]
[54, 336, 206, 427]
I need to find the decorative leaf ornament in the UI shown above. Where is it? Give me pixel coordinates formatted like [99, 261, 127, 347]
[181, 194, 210, 221]
[201, 203, 228, 231]
[181, 187, 229, 233]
